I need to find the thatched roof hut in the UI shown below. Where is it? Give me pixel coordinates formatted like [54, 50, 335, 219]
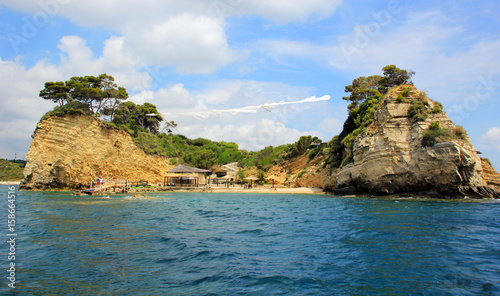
[167, 165, 212, 174]
[165, 165, 212, 187]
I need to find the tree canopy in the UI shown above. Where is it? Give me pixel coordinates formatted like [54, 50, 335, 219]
[40, 74, 128, 119]
[378, 65, 415, 94]
[342, 75, 381, 112]
[343, 65, 415, 111]
[112, 101, 163, 135]
[39, 81, 70, 106]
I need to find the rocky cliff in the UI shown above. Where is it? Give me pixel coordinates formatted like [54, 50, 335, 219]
[264, 155, 327, 188]
[21, 114, 173, 190]
[481, 158, 500, 191]
[324, 85, 500, 198]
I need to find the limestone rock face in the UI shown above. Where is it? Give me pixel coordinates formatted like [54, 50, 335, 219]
[481, 159, 500, 191]
[21, 115, 173, 190]
[330, 86, 492, 197]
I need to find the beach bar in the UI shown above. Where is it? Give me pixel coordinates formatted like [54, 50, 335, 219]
[164, 165, 212, 187]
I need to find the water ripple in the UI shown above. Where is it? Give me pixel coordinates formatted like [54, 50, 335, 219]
[1, 188, 499, 295]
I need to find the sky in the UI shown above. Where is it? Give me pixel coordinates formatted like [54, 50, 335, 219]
[0, 0, 499, 169]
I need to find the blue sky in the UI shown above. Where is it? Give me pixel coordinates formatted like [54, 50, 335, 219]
[1, 0, 500, 170]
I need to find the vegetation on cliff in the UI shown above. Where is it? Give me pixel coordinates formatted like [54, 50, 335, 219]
[324, 65, 460, 168]
[0, 159, 24, 181]
[40, 101, 93, 122]
[406, 90, 443, 123]
[422, 121, 469, 147]
[35, 66, 463, 174]
[326, 65, 415, 168]
[106, 102, 317, 170]
[27, 67, 500, 195]
[37, 66, 423, 173]
[39, 74, 324, 170]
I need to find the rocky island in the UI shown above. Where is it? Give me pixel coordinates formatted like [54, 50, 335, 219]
[323, 85, 499, 198]
[20, 67, 500, 198]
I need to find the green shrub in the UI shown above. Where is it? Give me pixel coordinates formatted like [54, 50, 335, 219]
[100, 121, 118, 130]
[41, 101, 91, 121]
[341, 127, 365, 149]
[308, 146, 322, 159]
[324, 95, 380, 168]
[325, 136, 343, 168]
[340, 154, 354, 167]
[258, 170, 265, 181]
[400, 89, 411, 97]
[238, 169, 247, 180]
[422, 121, 449, 147]
[431, 102, 443, 113]
[408, 101, 428, 122]
[396, 94, 408, 103]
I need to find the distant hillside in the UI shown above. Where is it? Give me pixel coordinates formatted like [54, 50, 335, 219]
[0, 159, 24, 181]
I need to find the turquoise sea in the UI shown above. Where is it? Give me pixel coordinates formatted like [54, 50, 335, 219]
[1, 186, 499, 295]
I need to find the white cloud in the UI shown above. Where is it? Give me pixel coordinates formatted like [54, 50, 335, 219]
[0, 1, 209, 29]
[481, 127, 500, 150]
[2, 0, 340, 75]
[123, 14, 238, 74]
[42, 35, 150, 91]
[100, 36, 137, 71]
[2, 1, 237, 74]
[318, 117, 343, 136]
[0, 58, 57, 158]
[131, 83, 197, 111]
[1, 0, 341, 27]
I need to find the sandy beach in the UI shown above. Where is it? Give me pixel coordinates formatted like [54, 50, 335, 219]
[204, 186, 325, 195]
[0, 181, 21, 185]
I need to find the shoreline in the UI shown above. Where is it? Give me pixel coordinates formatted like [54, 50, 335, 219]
[20, 185, 326, 195]
[12, 184, 500, 200]
[0, 181, 21, 185]
[200, 186, 325, 195]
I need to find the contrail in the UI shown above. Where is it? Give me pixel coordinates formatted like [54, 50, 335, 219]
[148, 95, 331, 121]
